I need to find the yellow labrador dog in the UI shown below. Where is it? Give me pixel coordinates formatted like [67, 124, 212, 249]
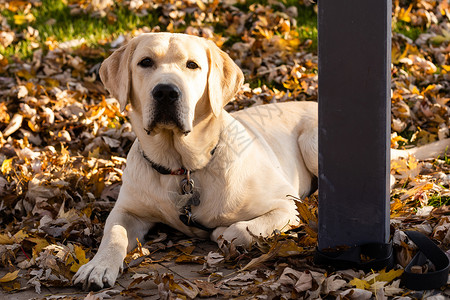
[73, 33, 449, 290]
[73, 33, 318, 290]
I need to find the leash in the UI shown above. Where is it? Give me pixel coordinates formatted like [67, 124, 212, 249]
[140, 141, 216, 232]
[401, 230, 450, 290]
[314, 230, 449, 290]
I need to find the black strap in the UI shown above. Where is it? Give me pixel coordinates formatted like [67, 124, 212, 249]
[401, 230, 450, 290]
[314, 231, 450, 290]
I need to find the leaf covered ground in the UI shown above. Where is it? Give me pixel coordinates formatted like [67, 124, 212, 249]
[0, 0, 449, 299]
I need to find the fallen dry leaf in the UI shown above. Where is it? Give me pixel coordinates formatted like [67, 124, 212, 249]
[0, 270, 19, 283]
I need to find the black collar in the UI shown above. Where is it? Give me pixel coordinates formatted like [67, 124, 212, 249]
[140, 143, 218, 176]
[141, 151, 189, 175]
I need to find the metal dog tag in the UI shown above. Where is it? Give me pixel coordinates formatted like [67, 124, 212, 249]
[188, 191, 200, 206]
[181, 178, 194, 195]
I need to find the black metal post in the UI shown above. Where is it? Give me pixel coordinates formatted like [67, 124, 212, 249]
[318, 0, 392, 249]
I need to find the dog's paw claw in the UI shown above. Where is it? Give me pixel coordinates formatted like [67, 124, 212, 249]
[73, 259, 120, 291]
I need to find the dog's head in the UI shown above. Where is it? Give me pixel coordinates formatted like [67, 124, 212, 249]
[99, 33, 244, 135]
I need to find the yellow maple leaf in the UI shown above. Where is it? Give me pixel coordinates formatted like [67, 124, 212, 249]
[411, 85, 420, 95]
[44, 78, 60, 87]
[13, 13, 35, 25]
[28, 120, 39, 132]
[349, 277, 371, 290]
[13, 230, 28, 243]
[15, 69, 34, 80]
[421, 84, 436, 95]
[27, 237, 49, 258]
[1, 158, 13, 175]
[81, 206, 92, 218]
[70, 245, 90, 273]
[407, 155, 419, 170]
[283, 79, 299, 90]
[371, 268, 404, 284]
[392, 44, 418, 64]
[88, 147, 101, 158]
[391, 134, 408, 148]
[398, 4, 412, 23]
[279, 19, 290, 33]
[7, 1, 28, 12]
[0, 270, 19, 283]
[0, 230, 29, 245]
[390, 198, 403, 212]
[276, 239, 303, 257]
[0, 234, 13, 245]
[391, 45, 403, 64]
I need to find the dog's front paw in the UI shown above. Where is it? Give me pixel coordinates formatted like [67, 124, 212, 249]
[211, 222, 254, 247]
[72, 255, 122, 291]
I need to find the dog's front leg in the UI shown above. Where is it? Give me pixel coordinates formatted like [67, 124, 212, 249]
[211, 201, 298, 247]
[73, 207, 152, 290]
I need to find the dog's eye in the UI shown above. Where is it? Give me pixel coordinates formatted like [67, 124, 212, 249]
[138, 58, 154, 68]
[186, 61, 199, 70]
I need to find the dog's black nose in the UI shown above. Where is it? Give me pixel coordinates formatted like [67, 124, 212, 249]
[152, 84, 181, 104]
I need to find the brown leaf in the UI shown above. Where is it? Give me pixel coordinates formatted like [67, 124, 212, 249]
[175, 254, 204, 264]
[0, 270, 20, 283]
[240, 250, 276, 272]
[195, 280, 220, 297]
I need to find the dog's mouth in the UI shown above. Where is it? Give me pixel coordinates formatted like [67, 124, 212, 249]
[145, 109, 190, 136]
[144, 83, 191, 135]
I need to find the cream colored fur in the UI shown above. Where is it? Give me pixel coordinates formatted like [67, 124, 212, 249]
[73, 33, 449, 290]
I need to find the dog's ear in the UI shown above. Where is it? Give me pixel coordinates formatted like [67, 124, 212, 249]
[99, 41, 136, 112]
[206, 40, 244, 117]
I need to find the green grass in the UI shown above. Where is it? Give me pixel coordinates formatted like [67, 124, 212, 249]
[397, 129, 416, 146]
[393, 20, 423, 41]
[0, 0, 159, 59]
[429, 194, 450, 207]
[293, 2, 318, 52]
[434, 148, 450, 168]
[444, 148, 450, 165]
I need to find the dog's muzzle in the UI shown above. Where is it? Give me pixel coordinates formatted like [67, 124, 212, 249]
[147, 83, 187, 134]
